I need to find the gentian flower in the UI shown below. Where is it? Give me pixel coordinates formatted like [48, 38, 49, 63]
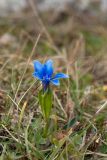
[33, 59, 69, 91]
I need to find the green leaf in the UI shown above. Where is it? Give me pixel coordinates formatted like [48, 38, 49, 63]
[39, 89, 53, 120]
[63, 118, 77, 130]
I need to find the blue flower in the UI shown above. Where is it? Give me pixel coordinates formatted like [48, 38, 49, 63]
[33, 59, 69, 91]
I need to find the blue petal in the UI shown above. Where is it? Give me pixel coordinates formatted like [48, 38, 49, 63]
[53, 73, 69, 79]
[42, 64, 47, 77]
[51, 79, 60, 86]
[33, 60, 43, 73]
[43, 59, 53, 77]
[32, 72, 43, 81]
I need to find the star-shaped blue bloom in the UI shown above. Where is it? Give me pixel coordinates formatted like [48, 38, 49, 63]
[33, 59, 69, 91]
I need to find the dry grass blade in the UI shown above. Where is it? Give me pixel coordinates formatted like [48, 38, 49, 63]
[7, 94, 21, 112]
[14, 34, 41, 102]
[18, 101, 27, 128]
[2, 124, 22, 144]
[95, 100, 107, 115]
[86, 151, 107, 157]
[17, 80, 39, 106]
[28, 0, 61, 55]
[54, 92, 67, 118]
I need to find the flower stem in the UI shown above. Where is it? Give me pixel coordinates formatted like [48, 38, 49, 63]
[43, 119, 49, 137]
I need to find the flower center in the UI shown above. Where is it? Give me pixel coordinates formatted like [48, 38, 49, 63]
[43, 75, 50, 82]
